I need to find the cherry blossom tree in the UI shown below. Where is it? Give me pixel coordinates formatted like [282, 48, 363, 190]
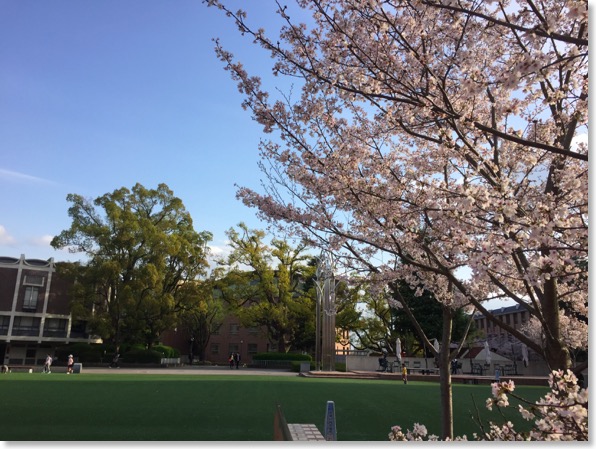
[207, 0, 587, 439]
[389, 369, 588, 441]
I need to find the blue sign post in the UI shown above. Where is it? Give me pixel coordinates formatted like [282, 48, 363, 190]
[324, 400, 337, 441]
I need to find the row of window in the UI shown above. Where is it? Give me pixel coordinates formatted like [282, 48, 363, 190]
[0, 315, 87, 338]
[475, 312, 527, 331]
[210, 343, 260, 355]
[211, 324, 261, 336]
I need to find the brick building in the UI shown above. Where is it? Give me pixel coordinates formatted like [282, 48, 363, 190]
[160, 316, 273, 366]
[473, 303, 534, 362]
[0, 255, 98, 367]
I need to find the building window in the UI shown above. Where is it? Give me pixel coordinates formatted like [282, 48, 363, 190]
[229, 323, 240, 335]
[210, 343, 219, 355]
[0, 315, 9, 335]
[25, 348, 37, 365]
[23, 275, 45, 287]
[247, 343, 258, 355]
[70, 320, 88, 338]
[248, 327, 260, 334]
[228, 344, 239, 354]
[505, 315, 510, 325]
[43, 318, 68, 338]
[23, 286, 39, 311]
[12, 316, 41, 336]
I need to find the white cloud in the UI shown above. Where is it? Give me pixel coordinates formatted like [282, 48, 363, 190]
[0, 225, 16, 245]
[29, 235, 55, 247]
[208, 245, 227, 256]
[0, 168, 54, 184]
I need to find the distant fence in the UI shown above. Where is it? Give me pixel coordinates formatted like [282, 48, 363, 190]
[160, 358, 181, 366]
[251, 360, 294, 369]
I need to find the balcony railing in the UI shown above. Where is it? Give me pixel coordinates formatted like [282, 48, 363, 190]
[42, 329, 68, 338]
[11, 327, 40, 337]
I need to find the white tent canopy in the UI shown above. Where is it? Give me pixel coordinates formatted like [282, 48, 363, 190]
[476, 347, 511, 364]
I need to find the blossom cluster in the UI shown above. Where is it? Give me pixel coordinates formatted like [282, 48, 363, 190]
[389, 370, 588, 441]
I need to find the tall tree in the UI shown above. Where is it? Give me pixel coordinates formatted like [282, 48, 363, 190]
[179, 279, 226, 362]
[51, 183, 213, 349]
[350, 281, 473, 356]
[208, 0, 587, 439]
[213, 223, 314, 353]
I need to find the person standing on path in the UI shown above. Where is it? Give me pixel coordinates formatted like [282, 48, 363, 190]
[401, 365, 408, 384]
[234, 352, 241, 369]
[109, 348, 120, 368]
[67, 354, 74, 374]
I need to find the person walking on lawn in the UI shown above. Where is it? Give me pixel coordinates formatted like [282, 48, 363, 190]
[402, 365, 408, 384]
[43, 354, 53, 374]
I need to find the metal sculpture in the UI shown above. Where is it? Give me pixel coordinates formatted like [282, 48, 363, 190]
[315, 251, 336, 371]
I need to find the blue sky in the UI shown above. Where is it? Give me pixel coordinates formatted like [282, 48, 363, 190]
[0, 1, 288, 263]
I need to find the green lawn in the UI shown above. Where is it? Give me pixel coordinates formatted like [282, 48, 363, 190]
[0, 373, 548, 441]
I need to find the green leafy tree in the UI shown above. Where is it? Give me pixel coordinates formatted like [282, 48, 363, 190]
[214, 223, 314, 353]
[390, 283, 475, 356]
[347, 281, 474, 357]
[51, 183, 212, 350]
[179, 279, 226, 362]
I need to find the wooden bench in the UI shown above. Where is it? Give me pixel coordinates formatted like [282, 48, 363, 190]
[2, 365, 36, 373]
[274, 404, 325, 441]
[469, 363, 485, 375]
[499, 364, 518, 376]
[409, 368, 439, 375]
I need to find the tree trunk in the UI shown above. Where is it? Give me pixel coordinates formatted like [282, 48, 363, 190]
[277, 336, 286, 353]
[439, 306, 454, 440]
[542, 278, 571, 370]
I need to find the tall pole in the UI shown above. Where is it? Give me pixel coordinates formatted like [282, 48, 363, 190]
[316, 251, 336, 372]
[315, 289, 321, 371]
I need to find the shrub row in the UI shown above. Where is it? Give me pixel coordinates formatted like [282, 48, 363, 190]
[252, 352, 312, 361]
[54, 343, 179, 364]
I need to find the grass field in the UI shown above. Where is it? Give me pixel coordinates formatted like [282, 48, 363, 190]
[0, 373, 548, 441]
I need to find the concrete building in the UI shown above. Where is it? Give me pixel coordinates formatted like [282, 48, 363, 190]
[0, 255, 99, 367]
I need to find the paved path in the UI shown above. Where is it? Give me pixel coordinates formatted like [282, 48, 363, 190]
[82, 366, 299, 376]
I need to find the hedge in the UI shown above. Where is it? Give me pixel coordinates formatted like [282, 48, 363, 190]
[55, 343, 107, 363]
[252, 352, 312, 361]
[54, 343, 179, 364]
[121, 348, 163, 364]
[153, 344, 179, 358]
